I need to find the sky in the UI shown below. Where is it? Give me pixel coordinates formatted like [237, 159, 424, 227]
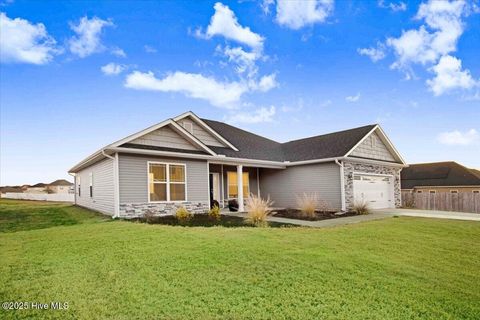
[1, 0, 479, 186]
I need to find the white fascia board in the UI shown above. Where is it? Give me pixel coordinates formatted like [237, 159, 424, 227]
[285, 157, 341, 167]
[173, 111, 239, 151]
[343, 125, 379, 157]
[374, 125, 407, 165]
[109, 118, 173, 148]
[343, 156, 407, 168]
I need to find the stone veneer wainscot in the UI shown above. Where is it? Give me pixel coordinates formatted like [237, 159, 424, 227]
[119, 201, 209, 218]
[343, 160, 402, 209]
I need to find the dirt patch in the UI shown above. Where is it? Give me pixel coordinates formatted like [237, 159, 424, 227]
[272, 209, 357, 221]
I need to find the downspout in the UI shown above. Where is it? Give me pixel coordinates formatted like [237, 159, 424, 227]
[335, 159, 346, 212]
[397, 168, 403, 208]
[102, 150, 120, 218]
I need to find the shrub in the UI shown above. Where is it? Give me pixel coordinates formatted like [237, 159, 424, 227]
[296, 193, 318, 218]
[208, 205, 221, 221]
[175, 207, 193, 224]
[352, 200, 370, 215]
[245, 194, 274, 227]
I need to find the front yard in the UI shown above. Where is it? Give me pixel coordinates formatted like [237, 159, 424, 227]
[0, 199, 479, 319]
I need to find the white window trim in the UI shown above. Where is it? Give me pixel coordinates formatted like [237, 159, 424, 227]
[147, 161, 188, 203]
[77, 176, 81, 197]
[226, 171, 249, 199]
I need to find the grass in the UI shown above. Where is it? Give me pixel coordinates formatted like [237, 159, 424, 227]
[1, 199, 480, 319]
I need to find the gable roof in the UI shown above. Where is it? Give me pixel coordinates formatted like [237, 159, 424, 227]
[70, 111, 405, 173]
[401, 162, 480, 189]
[30, 183, 46, 188]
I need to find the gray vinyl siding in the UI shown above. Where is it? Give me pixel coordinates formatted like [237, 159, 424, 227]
[75, 158, 115, 215]
[130, 125, 199, 150]
[118, 154, 208, 203]
[260, 162, 342, 210]
[178, 117, 225, 147]
[350, 131, 396, 162]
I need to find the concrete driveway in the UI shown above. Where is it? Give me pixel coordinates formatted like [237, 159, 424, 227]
[373, 208, 480, 221]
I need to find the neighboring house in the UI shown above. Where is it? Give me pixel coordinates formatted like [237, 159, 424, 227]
[0, 186, 23, 195]
[69, 111, 406, 217]
[401, 162, 480, 194]
[47, 179, 74, 194]
[26, 183, 47, 194]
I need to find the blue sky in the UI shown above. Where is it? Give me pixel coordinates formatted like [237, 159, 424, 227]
[1, 0, 479, 185]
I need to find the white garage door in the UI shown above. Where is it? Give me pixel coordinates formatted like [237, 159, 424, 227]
[353, 174, 394, 209]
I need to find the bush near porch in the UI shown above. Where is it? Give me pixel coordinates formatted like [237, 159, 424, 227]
[1, 199, 480, 319]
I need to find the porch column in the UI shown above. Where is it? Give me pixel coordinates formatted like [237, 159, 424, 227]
[237, 165, 244, 212]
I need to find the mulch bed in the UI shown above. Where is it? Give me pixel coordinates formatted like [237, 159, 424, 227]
[272, 209, 357, 221]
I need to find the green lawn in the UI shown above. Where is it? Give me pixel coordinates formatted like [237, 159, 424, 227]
[1, 199, 479, 319]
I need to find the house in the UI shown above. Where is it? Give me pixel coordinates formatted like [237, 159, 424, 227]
[0, 186, 23, 195]
[26, 183, 47, 194]
[47, 179, 74, 194]
[401, 162, 480, 195]
[68, 111, 406, 217]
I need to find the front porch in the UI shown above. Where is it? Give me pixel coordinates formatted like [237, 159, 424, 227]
[208, 163, 262, 212]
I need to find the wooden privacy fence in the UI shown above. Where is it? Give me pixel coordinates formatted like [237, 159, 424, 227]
[402, 191, 480, 214]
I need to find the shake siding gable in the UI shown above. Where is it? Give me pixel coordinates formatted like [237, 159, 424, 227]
[118, 154, 208, 204]
[130, 125, 200, 151]
[350, 131, 396, 162]
[75, 158, 115, 215]
[177, 117, 226, 147]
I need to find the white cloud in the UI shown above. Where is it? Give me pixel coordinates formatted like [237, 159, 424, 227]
[124, 71, 248, 108]
[255, 73, 278, 92]
[438, 129, 479, 145]
[68, 16, 114, 58]
[426, 55, 477, 95]
[378, 1, 407, 12]
[221, 45, 259, 77]
[387, 0, 466, 72]
[144, 45, 157, 53]
[357, 43, 386, 62]
[101, 62, 125, 76]
[201, 2, 264, 50]
[0, 12, 59, 64]
[225, 106, 276, 124]
[111, 47, 126, 57]
[275, 0, 334, 30]
[345, 93, 361, 102]
[261, 0, 275, 14]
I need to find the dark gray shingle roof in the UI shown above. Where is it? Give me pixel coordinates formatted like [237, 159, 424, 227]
[202, 119, 376, 162]
[401, 162, 480, 189]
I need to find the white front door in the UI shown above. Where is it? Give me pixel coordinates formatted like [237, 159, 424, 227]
[211, 173, 220, 203]
[353, 174, 394, 209]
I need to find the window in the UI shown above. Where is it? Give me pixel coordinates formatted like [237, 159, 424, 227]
[473, 190, 479, 194]
[148, 163, 186, 202]
[429, 190, 436, 194]
[450, 190, 458, 194]
[417, 190, 423, 193]
[183, 121, 193, 134]
[227, 172, 249, 199]
[77, 176, 81, 197]
[89, 173, 93, 197]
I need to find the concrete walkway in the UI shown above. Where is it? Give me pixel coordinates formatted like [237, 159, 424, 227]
[222, 210, 393, 228]
[373, 208, 480, 221]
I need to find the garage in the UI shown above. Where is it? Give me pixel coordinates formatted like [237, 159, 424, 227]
[353, 174, 394, 209]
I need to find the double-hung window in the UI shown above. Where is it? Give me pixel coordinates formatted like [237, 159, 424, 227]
[149, 163, 186, 202]
[77, 176, 81, 197]
[89, 173, 93, 197]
